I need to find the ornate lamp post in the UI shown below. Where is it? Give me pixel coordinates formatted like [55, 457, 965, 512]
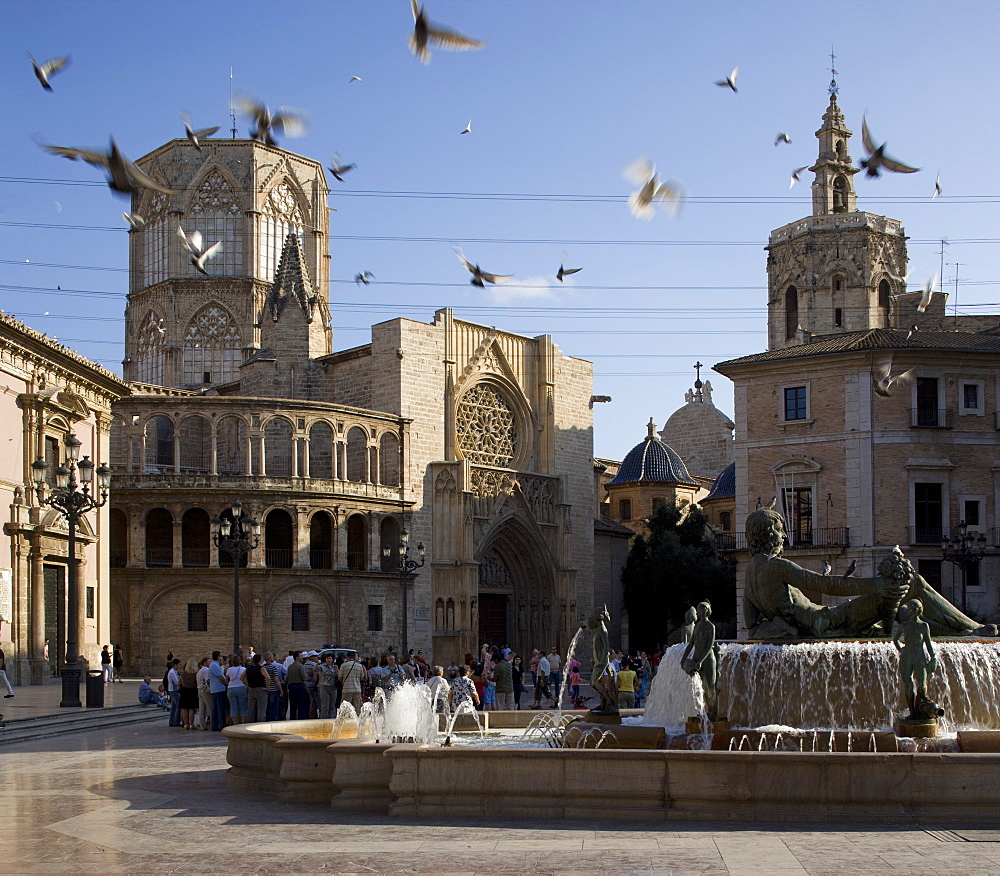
[941, 522, 988, 613]
[31, 433, 112, 708]
[211, 500, 260, 653]
[382, 529, 425, 656]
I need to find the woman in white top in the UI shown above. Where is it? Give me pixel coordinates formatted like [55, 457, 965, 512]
[226, 653, 248, 725]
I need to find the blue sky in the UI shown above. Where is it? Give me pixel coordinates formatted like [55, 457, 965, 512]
[4, 0, 999, 459]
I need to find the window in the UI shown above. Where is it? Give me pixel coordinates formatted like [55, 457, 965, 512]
[960, 380, 985, 415]
[834, 307, 843, 327]
[188, 603, 208, 632]
[782, 487, 813, 545]
[915, 377, 940, 427]
[913, 482, 943, 543]
[182, 305, 242, 388]
[784, 386, 808, 421]
[719, 511, 731, 531]
[967, 564, 983, 589]
[291, 603, 310, 632]
[187, 171, 245, 278]
[918, 559, 942, 592]
[85, 586, 95, 619]
[878, 279, 891, 309]
[785, 286, 798, 340]
[44, 436, 60, 487]
[964, 500, 981, 528]
[618, 498, 632, 521]
[367, 604, 383, 632]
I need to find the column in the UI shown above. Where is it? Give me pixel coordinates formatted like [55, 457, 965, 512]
[302, 438, 310, 479]
[258, 435, 266, 476]
[29, 544, 45, 683]
[291, 438, 299, 478]
[210, 425, 218, 476]
[172, 514, 183, 567]
[173, 431, 181, 475]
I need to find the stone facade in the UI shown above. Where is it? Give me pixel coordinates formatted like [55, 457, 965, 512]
[659, 380, 734, 480]
[0, 314, 129, 683]
[111, 138, 596, 673]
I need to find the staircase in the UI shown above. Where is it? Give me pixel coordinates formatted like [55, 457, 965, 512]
[0, 704, 166, 746]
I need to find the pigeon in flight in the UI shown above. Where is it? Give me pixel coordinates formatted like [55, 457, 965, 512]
[454, 247, 512, 287]
[28, 53, 69, 91]
[42, 139, 173, 197]
[872, 357, 914, 398]
[622, 157, 683, 220]
[328, 154, 356, 182]
[181, 114, 220, 151]
[843, 559, 857, 578]
[409, 0, 484, 65]
[155, 319, 166, 337]
[349, 76, 362, 83]
[932, 174, 942, 199]
[556, 262, 582, 282]
[916, 274, 937, 313]
[460, 120, 472, 135]
[714, 66, 738, 92]
[233, 94, 306, 147]
[177, 226, 222, 276]
[123, 211, 146, 229]
[822, 561, 832, 577]
[905, 325, 919, 341]
[789, 166, 808, 189]
[774, 132, 792, 146]
[860, 116, 919, 178]
[354, 271, 375, 285]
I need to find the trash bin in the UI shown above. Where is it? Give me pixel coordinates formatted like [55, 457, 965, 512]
[86, 669, 105, 708]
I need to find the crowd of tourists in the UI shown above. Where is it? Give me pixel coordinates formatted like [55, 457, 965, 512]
[138, 642, 666, 728]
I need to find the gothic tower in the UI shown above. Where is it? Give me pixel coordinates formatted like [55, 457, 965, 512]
[122, 138, 332, 389]
[765, 87, 909, 350]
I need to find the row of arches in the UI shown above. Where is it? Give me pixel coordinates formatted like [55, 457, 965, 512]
[112, 507, 403, 572]
[110, 416, 401, 485]
[782, 276, 893, 339]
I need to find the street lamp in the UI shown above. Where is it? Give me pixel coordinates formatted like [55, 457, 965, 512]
[382, 528, 425, 656]
[211, 500, 260, 653]
[32, 434, 112, 708]
[941, 521, 988, 613]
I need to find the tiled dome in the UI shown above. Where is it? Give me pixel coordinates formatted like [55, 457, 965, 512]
[608, 420, 698, 487]
[705, 462, 735, 501]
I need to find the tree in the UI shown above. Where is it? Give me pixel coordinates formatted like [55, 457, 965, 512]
[622, 501, 736, 651]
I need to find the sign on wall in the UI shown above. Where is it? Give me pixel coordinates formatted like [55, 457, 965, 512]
[0, 569, 11, 626]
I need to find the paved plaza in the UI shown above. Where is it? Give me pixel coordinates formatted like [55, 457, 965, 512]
[0, 719, 996, 875]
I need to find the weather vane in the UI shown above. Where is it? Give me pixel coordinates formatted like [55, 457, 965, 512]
[828, 47, 839, 98]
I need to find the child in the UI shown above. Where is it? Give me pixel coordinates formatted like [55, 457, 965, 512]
[568, 664, 581, 702]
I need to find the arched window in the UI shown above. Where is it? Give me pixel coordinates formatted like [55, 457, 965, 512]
[310, 511, 333, 569]
[109, 417, 128, 471]
[456, 384, 518, 467]
[258, 181, 304, 283]
[347, 514, 367, 571]
[265, 509, 294, 568]
[833, 175, 849, 213]
[835, 140, 846, 161]
[216, 416, 247, 474]
[380, 516, 401, 571]
[878, 278, 891, 309]
[179, 416, 211, 473]
[182, 304, 242, 388]
[785, 286, 799, 340]
[139, 191, 169, 288]
[135, 311, 165, 385]
[308, 422, 334, 479]
[145, 508, 173, 567]
[185, 170, 244, 278]
[181, 507, 210, 567]
[379, 432, 400, 486]
[109, 508, 128, 568]
[144, 416, 174, 471]
[346, 427, 367, 482]
[264, 418, 293, 477]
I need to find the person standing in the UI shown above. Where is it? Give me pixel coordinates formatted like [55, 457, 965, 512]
[616, 660, 638, 709]
[317, 653, 339, 718]
[285, 652, 309, 720]
[208, 651, 228, 731]
[196, 657, 212, 730]
[448, 665, 479, 711]
[179, 658, 200, 729]
[262, 652, 284, 721]
[548, 646, 562, 701]
[511, 655, 525, 710]
[226, 654, 248, 725]
[304, 652, 320, 718]
[529, 649, 540, 687]
[493, 651, 515, 711]
[100, 645, 113, 684]
[166, 659, 182, 727]
[244, 654, 268, 723]
[0, 647, 14, 698]
[530, 651, 556, 709]
[112, 646, 124, 683]
[338, 651, 365, 713]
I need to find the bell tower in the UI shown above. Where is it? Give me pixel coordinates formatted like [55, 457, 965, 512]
[765, 74, 908, 351]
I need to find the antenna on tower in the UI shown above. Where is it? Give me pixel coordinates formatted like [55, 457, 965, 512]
[229, 67, 238, 138]
[828, 46, 839, 98]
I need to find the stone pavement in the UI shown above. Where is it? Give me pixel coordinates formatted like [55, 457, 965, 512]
[0, 675, 145, 722]
[1, 722, 999, 875]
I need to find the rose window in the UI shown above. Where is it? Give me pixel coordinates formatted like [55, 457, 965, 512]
[456, 385, 518, 468]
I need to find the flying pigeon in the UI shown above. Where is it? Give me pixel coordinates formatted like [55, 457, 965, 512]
[932, 174, 942, 199]
[328, 154, 356, 182]
[714, 66, 738, 92]
[409, 0, 484, 65]
[872, 357, 914, 398]
[822, 561, 832, 577]
[349, 76, 362, 83]
[181, 114, 220, 151]
[622, 157, 683, 220]
[155, 319, 166, 336]
[789, 166, 808, 189]
[42, 139, 173, 197]
[556, 263, 582, 282]
[28, 53, 69, 90]
[177, 226, 222, 276]
[233, 94, 306, 147]
[354, 271, 375, 285]
[774, 132, 792, 146]
[123, 211, 146, 229]
[860, 116, 919, 178]
[916, 274, 937, 313]
[460, 120, 472, 135]
[905, 325, 918, 341]
[454, 247, 512, 287]
[843, 559, 857, 578]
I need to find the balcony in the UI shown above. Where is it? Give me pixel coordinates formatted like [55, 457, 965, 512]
[265, 548, 294, 569]
[182, 547, 210, 568]
[310, 549, 332, 570]
[144, 548, 173, 568]
[715, 532, 746, 552]
[909, 527, 946, 546]
[910, 408, 954, 429]
[784, 527, 851, 549]
[347, 550, 367, 571]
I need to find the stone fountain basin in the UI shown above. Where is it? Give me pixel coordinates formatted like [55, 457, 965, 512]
[224, 716, 1000, 822]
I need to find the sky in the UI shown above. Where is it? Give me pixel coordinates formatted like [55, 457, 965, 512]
[3, 0, 999, 460]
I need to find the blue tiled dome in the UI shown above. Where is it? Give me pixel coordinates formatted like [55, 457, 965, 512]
[608, 424, 698, 486]
[705, 462, 735, 501]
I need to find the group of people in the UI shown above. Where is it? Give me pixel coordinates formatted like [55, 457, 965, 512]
[98, 645, 125, 683]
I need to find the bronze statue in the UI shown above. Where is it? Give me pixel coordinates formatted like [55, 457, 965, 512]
[582, 605, 617, 714]
[893, 598, 942, 722]
[744, 510, 991, 639]
[681, 605, 697, 643]
[681, 600, 720, 722]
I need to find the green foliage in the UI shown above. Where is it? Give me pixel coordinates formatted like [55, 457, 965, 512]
[622, 502, 736, 650]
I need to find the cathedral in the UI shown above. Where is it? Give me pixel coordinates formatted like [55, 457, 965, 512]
[108, 137, 597, 671]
